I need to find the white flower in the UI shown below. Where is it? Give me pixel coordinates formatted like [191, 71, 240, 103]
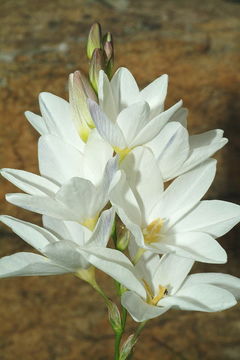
[0, 208, 115, 276]
[147, 110, 228, 180]
[110, 147, 240, 263]
[98, 67, 169, 120]
[88, 68, 182, 159]
[0, 209, 144, 294]
[120, 247, 240, 322]
[1, 153, 117, 230]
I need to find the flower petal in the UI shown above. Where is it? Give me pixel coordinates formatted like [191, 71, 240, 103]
[38, 135, 84, 185]
[0, 215, 58, 251]
[117, 101, 150, 146]
[153, 122, 189, 180]
[120, 147, 163, 221]
[160, 284, 237, 312]
[150, 159, 216, 226]
[87, 208, 115, 247]
[81, 247, 146, 297]
[110, 67, 139, 112]
[1, 168, 58, 196]
[39, 92, 82, 149]
[88, 99, 126, 148]
[153, 253, 194, 294]
[6, 193, 76, 221]
[121, 291, 170, 322]
[83, 130, 113, 185]
[98, 70, 118, 121]
[174, 200, 240, 237]
[42, 215, 88, 247]
[140, 74, 168, 118]
[160, 231, 227, 264]
[183, 273, 240, 299]
[175, 129, 228, 177]
[25, 111, 48, 135]
[0, 252, 68, 278]
[132, 101, 183, 148]
[43, 240, 90, 270]
[55, 178, 99, 221]
[169, 107, 188, 127]
[110, 170, 142, 226]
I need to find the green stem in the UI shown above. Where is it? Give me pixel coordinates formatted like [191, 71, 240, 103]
[114, 332, 122, 360]
[121, 305, 127, 329]
[134, 320, 147, 340]
[114, 305, 128, 360]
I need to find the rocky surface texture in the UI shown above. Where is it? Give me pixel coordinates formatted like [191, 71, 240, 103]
[0, 0, 240, 359]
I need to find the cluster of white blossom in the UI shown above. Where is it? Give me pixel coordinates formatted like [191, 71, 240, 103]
[1, 25, 240, 330]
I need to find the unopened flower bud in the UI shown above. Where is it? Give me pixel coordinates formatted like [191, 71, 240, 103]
[107, 300, 122, 334]
[68, 70, 97, 142]
[87, 22, 102, 59]
[116, 222, 130, 251]
[103, 32, 114, 60]
[120, 334, 137, 360]
[103, 32, 114, 78]
[89, 48, 105, 93]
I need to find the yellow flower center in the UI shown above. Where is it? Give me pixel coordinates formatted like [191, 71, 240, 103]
[143, 218, 164, 245]
[143, 279, 168, 306]
[82, 215, 99, 231]
[113, 146, 132, 161]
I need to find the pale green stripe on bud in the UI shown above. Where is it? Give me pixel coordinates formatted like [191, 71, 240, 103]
[69, 70, 97, 142]
[107, 300, 122, 334]
[87, 22, 102, 60]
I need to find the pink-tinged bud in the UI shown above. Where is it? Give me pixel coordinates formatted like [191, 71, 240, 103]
[89, 48, 105, 93]
[87, 22, 102, 60]
[75, 70, 98, 102]
[68, 70, 96, 142]
[104, 41, 114, 61]
[103, 32, 114, 77]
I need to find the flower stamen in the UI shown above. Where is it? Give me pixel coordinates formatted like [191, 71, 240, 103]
[143, 218, 164, 245]
[143, 279, 168, 305]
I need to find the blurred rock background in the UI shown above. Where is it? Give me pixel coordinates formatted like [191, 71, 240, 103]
[0, 0, 239, 359]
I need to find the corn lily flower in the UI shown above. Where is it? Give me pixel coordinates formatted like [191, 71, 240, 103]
[147, 113, 228, 181]
[1, 153, 117, 230]
[0, 209, 145, 295]
[0, 208, 115, 276]
[120, 245, 240, 322]
[88, 98, 182, 160]
[98, 67, 170, 120]
[110, 148, 240, 263]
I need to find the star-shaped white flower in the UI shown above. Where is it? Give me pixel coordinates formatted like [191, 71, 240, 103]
[98, 67, 169, 120]
[1, 122, 116, 229]
[0, 209, 144, 295]
[110, 147, 240, 263]
[121, 244, 240, 322]
[88, 68, 182, 159]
